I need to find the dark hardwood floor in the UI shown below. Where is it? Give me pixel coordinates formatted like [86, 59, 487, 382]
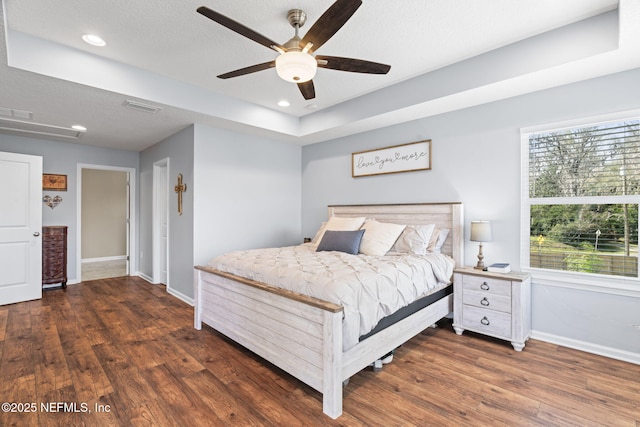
[1, 276, 638, 426]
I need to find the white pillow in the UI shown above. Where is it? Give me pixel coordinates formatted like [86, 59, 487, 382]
[392, 224, 436, 255]
[311, 222, 327, 244]
[359, 220, 406, 256]
[312, 216, 366, 249]
[429, 228, 450, 253]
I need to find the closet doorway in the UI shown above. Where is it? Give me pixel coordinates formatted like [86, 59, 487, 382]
[77, 164, 136, 282]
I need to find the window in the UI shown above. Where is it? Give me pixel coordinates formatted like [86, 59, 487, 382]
[522, 114, 640, 279]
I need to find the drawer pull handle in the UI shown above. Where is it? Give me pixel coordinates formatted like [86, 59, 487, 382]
[480, 316, 490, 326]
[33, 232, 40, 237]
[480, 297, 490, 306]
[480, 282, 490, 291]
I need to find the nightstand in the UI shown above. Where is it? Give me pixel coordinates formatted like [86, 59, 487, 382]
[452, 267, 531, 351]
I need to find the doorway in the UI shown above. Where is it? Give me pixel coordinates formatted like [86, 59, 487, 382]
[77, 164, 136, 282]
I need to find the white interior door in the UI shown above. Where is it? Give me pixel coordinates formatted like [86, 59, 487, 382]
[159, 167, 168, 284]
[153, 159, 169, 285]
[125, 173, 131, 275]
[0, 151, 43, 305]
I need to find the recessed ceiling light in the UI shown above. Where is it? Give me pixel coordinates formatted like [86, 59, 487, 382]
[82, 34, 106, 47]
[277, 100, 290, 107]
[72, 125, 87, 132]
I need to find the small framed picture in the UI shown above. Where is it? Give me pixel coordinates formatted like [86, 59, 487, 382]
[43, 174, 67, 191]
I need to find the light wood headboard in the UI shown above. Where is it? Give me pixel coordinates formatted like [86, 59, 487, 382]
[328, 202, 464, 267]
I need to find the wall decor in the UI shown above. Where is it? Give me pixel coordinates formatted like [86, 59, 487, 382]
[174, 173, 187, 215]
[352, 140, 431, 177]
[43, 195, 63, 209]
[43, 173, 67, 191]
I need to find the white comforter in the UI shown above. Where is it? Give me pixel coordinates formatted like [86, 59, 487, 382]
[207, 244, 454, 351]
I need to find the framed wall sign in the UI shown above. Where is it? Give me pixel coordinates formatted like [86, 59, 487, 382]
[43, 174, 68, 191]
[352, 140, 431, 177]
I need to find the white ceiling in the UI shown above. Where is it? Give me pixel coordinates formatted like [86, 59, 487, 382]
[1, 0, 639, 152]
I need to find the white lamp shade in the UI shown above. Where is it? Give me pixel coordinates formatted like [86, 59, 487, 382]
[470, 220, 492, 242]
[275, 51, 317, 83]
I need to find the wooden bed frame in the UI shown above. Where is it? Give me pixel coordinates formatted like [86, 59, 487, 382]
[194, 202, 464, 418]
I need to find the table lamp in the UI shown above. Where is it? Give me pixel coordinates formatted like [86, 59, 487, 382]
[470, 220, 492, 269]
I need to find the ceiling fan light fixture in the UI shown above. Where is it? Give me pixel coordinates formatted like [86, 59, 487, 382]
[275, 51, 317, 83]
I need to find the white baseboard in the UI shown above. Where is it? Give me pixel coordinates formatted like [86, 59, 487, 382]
[135, 273, 193, 306]
[531, 330, 640, 365]
[136, 272, 154, 283]
[168, 287, 194, 306]
[42, 277, 80, 289]
[82, 255, 127, 263]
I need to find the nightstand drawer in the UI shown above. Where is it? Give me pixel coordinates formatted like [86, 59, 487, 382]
[462, 291, 511, 313]
[462, 306, 511, 338]
[462, 274, 511, 297]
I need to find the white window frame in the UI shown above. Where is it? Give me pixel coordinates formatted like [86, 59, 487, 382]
[520, 109, 640, 297]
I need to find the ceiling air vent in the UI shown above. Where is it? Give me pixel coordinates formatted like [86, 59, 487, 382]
[123, 100, 162, 114]
[0, 106, 33, 120]
[0, 117, 84, 139]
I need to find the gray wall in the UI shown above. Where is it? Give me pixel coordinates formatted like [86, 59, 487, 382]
[193, 124, 301, 264]
[139, 125, 194, 301]
[139, 123, 301, 302]
[0, 134, 139, 283]
[301, 68, 640, 359]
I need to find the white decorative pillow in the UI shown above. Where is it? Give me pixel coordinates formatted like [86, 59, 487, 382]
[312, 216, 366, 249]
[426, 226, 441, 251]
[429, 228, 450, 253]
[311, 222, 327, 244]
[359, 220, 406, 256]
[392, 224, 436, 255]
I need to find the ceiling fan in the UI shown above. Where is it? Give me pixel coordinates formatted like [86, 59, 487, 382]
[197, 0, 391, 100]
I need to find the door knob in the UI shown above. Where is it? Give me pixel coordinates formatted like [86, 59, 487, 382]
[33, 232, 40, 237]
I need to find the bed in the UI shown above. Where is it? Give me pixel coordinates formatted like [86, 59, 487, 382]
[194, 202, 464, 418]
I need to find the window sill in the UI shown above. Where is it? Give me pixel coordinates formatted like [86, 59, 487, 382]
[524, 268, 640, 298]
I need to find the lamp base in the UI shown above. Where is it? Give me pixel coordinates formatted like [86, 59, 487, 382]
[474, 243, 485, 270]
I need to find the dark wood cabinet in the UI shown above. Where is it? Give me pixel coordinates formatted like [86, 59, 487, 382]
[42, 226, 67, 289]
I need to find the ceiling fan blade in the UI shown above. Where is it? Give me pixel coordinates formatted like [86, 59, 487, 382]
[217, 61, 275, 79]
[316, 56, 391, 74]
[297, 80, 316, 100]
[197, 6, 283, 52]
[300, 0, 362, 52]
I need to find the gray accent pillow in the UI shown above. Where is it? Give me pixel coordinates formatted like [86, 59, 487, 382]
[316, 230, 366, 255]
